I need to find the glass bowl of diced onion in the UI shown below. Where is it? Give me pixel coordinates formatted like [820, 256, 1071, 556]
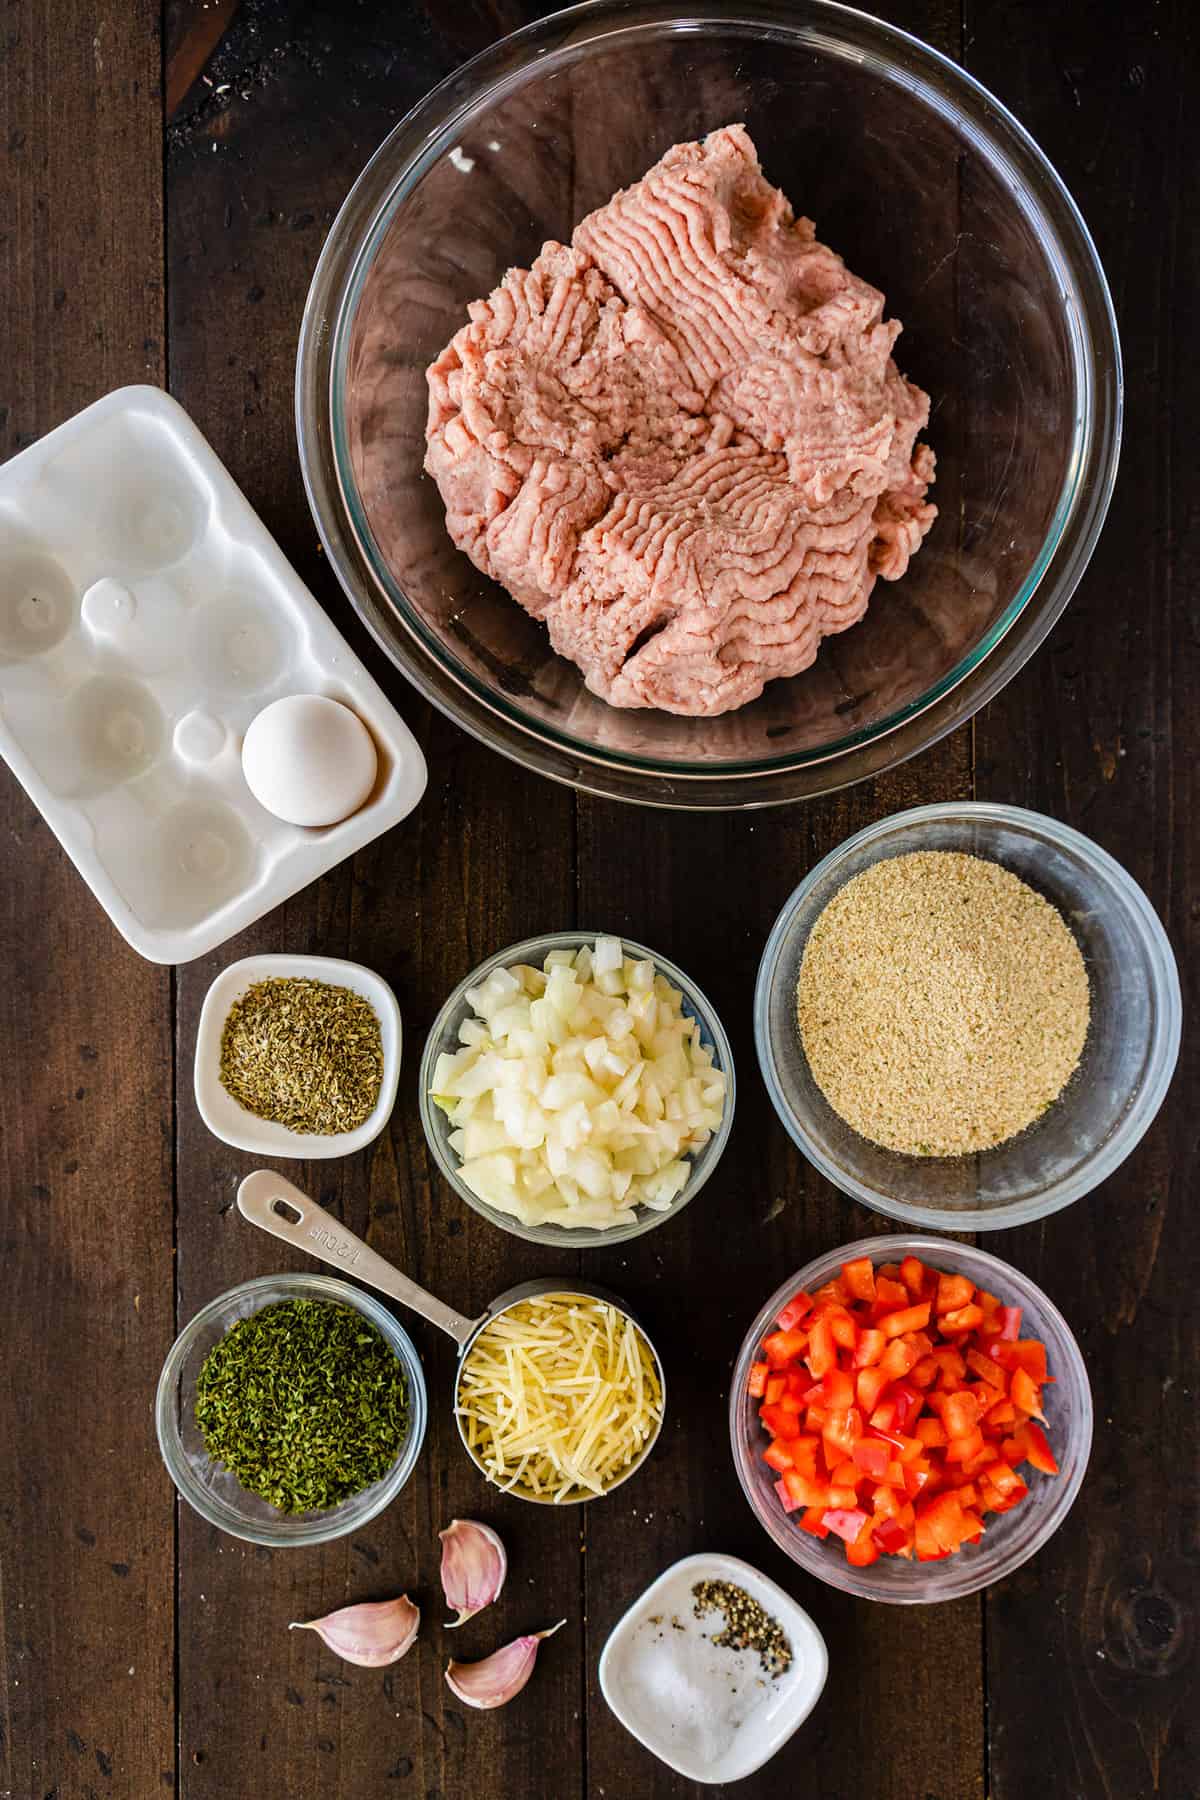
[419, 932, 735, 1246]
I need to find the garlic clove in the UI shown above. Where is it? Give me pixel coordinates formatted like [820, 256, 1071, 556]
[439, 1518, 508, 1627]
[444, 1621, 565, 1709]
[289, 1595, 420, 1667]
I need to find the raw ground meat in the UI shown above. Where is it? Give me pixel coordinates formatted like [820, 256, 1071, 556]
[425, 124, 937, 717]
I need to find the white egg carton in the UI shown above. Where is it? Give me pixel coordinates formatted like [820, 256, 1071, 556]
[0, 385, 426, 963]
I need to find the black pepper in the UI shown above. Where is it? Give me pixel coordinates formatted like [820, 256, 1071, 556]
[691, 1580, 793, 1678]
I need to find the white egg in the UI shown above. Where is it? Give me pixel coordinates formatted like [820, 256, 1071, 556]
[241, 694, 378, 828]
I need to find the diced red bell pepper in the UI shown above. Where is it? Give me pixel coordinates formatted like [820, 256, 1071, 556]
[759, 1402, 801, 1440]
[899, 1255, 928, 1299]
[872, 1276, 910, 1317]
[959, 1509, 985, 1542]
[932, 1346, 967, 1387]
[841, 1257, 877, 1303]
[856, 1365, 891, 1415]
[755, 1254, 1058, 1570]
[829, 1310, 859, 1351]
[805, 1317, 837, 1378]
[852, 1437, 891, 1482]
[881, 1301, 933, 1340]
[940, 1303, 985, 1333]
[889, 1380, 922, 1433]
[1021, 1421, 1058, 1475]
[783, 1472, 829, 1508]
[763, 1327, 808, 1367]
[775, 1475, 802, 1513]
[940, 1390, 981, 1441]
[788, 1435, 820, 1477]
[990, 1339, 1048, 1381]
[821, 1506, 870, 1545]
[867, 1412, 904, 1447]
[822, 1406, 862, 1459]
[943, 1426, 985, 1465]
[873, 1516, 911, 1554]
[776, 1292, 814, 1331]
[846, 1515, 880, 1567]
[918, 1491, 967, 1552]
[902, 1461, 933, 1499]
[967, 1348, 1007, 1389]
[980, 1459, 1025, 1499]
[879, 1337, 921, 1381]
[799, 1504, 829, 1538]
[819, 1368, 855, 1412]
[936, 1272, 975, 1314]
[1010, 1367, 1047, 1420]
[853, 1328, 887, 1368]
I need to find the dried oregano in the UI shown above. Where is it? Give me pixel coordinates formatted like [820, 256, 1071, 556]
[219, 976, 383, 1135]
[195, 1299, 409, 1513]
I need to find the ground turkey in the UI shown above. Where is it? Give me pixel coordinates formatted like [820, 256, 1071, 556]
[425, 124, 936, 718]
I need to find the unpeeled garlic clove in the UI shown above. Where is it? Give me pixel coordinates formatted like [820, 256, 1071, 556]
[439, 1518, 508, 1627]
[444, 1621, 565, 1709]
[289, 1595, 420, 1667]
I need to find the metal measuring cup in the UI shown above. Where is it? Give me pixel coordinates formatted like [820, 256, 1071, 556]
[237, 1170, 666, 1504]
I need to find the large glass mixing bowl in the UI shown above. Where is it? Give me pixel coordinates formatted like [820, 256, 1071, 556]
[296, 0, 1121, 808]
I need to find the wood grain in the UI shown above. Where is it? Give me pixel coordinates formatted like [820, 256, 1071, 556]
[1, 2, 1195, 1798]
[968, 2, 1199, 1795]
[0, 5, 174, 1799]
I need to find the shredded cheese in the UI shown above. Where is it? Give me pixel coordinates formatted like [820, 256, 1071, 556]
[456, 1294, 663, 1503]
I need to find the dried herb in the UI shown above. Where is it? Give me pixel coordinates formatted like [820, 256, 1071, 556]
[195, 1299, 409, 1513]
[218, 977, 383, 1135]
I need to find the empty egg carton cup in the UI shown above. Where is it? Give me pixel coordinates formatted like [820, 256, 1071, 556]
[0, 387, 426, 962]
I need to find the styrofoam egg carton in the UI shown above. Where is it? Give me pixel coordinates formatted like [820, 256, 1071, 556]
[0, 386, 426, 963]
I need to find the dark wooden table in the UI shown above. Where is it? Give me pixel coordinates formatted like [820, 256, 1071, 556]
[2, 2, 1195, 1796]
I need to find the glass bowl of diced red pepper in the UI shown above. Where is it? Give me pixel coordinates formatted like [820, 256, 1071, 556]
[729, 1237, 1092, 1601]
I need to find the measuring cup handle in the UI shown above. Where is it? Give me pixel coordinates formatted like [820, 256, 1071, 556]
[236, 1170, 479, 1348]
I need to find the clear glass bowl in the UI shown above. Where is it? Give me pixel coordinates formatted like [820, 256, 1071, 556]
[155, 1273, 428, 1546]
[418, 930, 735, 1246]
[755, 803, 1181, 1230]
[730, 1235, 1093, 1603]
[296, 0, 1121, 809]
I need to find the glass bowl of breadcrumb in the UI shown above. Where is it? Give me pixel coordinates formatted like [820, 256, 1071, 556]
[755, 802, 1180, 1230]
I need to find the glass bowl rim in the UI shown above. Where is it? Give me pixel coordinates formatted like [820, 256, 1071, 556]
[418, 927, 736, 1246]
[729, 1232, 1094, 1602]
[297, 0, 1123, 807]
[155, 1271, 429, 1546]
[753, 800, 1182, 1230]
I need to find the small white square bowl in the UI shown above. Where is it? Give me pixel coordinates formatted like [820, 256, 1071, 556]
[598, 1551, 827, 1785]
[194, 953, 401, 1158]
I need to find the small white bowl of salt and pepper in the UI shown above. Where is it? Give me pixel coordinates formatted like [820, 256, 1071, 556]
[194, 952, 402, 1159]
[599, 1552, 828, 1783]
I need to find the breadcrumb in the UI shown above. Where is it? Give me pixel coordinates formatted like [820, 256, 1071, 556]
[796, 851, 1090, 1156]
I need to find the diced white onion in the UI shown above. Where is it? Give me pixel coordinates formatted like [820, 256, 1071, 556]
[432, 938, 727, 1232]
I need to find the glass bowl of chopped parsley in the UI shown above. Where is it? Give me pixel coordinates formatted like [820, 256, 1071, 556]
[155, 1274, 427, 1545]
